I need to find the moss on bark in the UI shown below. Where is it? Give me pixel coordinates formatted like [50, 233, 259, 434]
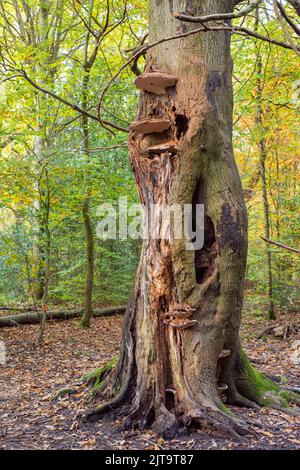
[81, 357, 117, 390]
[236, 349, 298, 409]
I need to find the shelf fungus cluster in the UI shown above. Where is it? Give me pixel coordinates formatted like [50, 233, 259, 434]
[162, 303, 197, 330]
[217, 383, 229, 403]
[130, 70, 180, 159]
[130, 118, 171, 135]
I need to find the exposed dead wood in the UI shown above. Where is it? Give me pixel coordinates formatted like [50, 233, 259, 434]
[169, 319, 198, 329]
[0, 305, 126, 328]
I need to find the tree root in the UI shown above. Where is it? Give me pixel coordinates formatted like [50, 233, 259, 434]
[79, 358, 117, 396]
[185, 406, 249, 440]
[52, 387, 80, 401]
[85, 392, 128, 422]
[85, 387, 257, 440]
[82, 347, 300, 439]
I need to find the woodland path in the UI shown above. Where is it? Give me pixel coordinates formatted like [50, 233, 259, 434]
[0, 311, 299, 450]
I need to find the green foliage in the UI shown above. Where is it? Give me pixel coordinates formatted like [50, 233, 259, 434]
[232, 16, 300, 316]
[0, 1, 298, 318]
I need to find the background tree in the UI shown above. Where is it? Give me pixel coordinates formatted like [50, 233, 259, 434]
[0, 0, 146, 332]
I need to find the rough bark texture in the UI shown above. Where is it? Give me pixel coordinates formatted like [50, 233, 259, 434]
[87, 0, 298, 437]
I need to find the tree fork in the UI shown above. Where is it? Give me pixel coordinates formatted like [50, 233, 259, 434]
[87, 0, 299, 437]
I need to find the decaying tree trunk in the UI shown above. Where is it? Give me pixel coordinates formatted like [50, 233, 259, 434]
[87, 0, 298, 437]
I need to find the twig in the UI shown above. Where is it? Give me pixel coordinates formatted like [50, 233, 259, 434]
[87, 142, 127, 151]
[19, 70, 128, 133]
[261, 236, 300, 254]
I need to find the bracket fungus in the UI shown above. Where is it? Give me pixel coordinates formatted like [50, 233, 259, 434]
[169, 319, 198, 330]
[218, 349, 231, 359]
[217, 383, 228, 391]
[148, 140, 178, 156]
[162, 303, 197, 329]
[134, 72, 178, 95]
[130, 118, 171, 135]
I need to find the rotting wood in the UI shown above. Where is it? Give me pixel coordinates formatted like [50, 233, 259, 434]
[0, 305, 126, 328]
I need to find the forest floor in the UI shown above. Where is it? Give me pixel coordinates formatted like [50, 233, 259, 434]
[0, 309, 299, 450]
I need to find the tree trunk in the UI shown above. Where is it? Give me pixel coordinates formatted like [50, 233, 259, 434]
[79, 77, 94, 328]
[79, 2, 96, 328]
[87, 0, 297, 437]
[32, 1, 51, 304]
[255, 12, 275, 320]
[81, 194, 94, 328]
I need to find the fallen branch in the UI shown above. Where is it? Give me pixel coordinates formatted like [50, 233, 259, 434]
[257, 321, 298, 339]
[261, 236, 300, 254]
[0, 306, 35, 311]
[0, 305, 126, 328]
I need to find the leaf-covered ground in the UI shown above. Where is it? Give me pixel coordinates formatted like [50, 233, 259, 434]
[0, 312, 299, 450]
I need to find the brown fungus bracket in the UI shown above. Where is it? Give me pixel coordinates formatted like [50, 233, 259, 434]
[169, 319, 198, 330]
[148, 140, 178, 156]
[218, 349, 231, 358]
[162, 303, 197, 330]
[134, 71, 178, 95]
[130, 118, 171, 134]
[217, 383, 228, 391]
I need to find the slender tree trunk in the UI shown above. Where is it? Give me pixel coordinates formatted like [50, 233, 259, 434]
[88, 0, 296, 437]
[255, 15, 275, 320]
[32, 1, 52, 305]
[80, 119, 95, 328]
[79, 4, 95, 328]
[34, 1, 53, 345]
[80, 96, 94, 328]
[32, 136, 46, 302]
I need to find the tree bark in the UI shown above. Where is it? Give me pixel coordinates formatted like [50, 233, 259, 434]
[255, 10, 275, 320]
[32, 1, 51, 304]
[87, 0, 298, 437]
[79, 1, 96, 329]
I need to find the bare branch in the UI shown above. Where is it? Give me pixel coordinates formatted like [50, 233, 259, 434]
[19, 70, 128, 133]
[232, 23, 300, 50]
[261, 237, 300, 255]
[173, 0, 262, 24]
[286, 0, 300, 17]
[97, 20, 299, 131]
[276, 1, 300, 36]
[273, 0, 300, 55]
